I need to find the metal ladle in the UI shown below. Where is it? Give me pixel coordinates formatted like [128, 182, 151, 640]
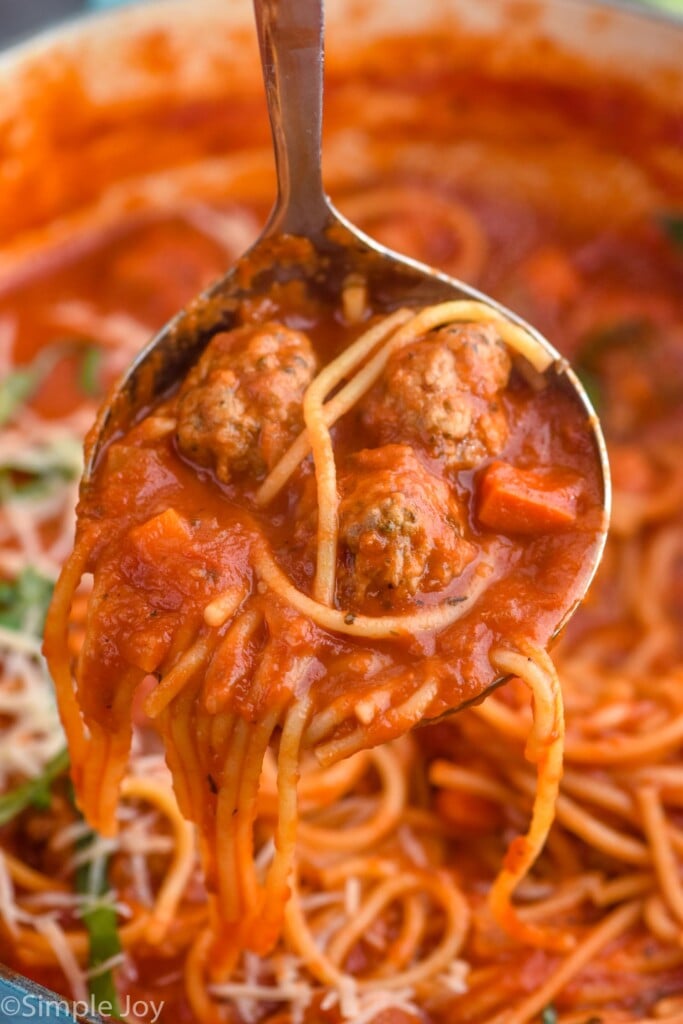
[84, 0, 610, 658]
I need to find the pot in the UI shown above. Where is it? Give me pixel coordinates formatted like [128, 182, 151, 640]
[0, 2, 681, 1021]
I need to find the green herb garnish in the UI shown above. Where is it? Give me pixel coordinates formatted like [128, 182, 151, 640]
[578, 320, 651, 365]
[0, 567, 55, 635]
[0, 346, 66, 428]
[0, 366, 42, 428]
[0, 435, 83, 502]
[0, 748, 69, 826]
[573, 318, 652, 413]
[78, 346, 103, 398]
[0, 338, 101, 428]
[658, 212, 683, 251]
[541, 1006, 558, 1024]
[75, 837, 123, 1018]
[575, 367, 602, 412]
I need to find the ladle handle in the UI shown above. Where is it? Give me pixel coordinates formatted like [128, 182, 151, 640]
[253, 0, 332, 236]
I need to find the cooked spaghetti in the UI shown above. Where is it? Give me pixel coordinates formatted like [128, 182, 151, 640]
[43, 281, 603, 975]
[0, 18, 682, 1024]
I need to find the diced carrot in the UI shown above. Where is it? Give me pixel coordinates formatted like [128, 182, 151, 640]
[477, 461, 579, 534]
[129, 507, 192, 558]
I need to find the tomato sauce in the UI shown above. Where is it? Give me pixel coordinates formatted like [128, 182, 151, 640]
[68, 272, 603, 746]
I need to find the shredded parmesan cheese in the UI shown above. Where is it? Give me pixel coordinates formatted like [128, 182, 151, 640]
[344, 877, 362, 917]
[0, 650, 63, 786]
[34, 915, 89, 1001]
[0, 851, 19, 935]
[180, 203, 261, 257]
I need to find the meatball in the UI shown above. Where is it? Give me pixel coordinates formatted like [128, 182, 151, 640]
[362, 323, 511, 470]
[176, 322, 316, 483]
[337, 445, 474, 610]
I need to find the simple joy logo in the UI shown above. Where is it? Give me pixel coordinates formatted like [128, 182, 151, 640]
[0, 993, 164, 1022]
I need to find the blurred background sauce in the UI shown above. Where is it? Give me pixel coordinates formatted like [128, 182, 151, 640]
[0, 0, 681, 50]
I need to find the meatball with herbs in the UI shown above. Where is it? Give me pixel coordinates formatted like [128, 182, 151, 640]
[337, 445, 474, 611]
[176, 321, 316, 483]
[362, 323, 511, 470]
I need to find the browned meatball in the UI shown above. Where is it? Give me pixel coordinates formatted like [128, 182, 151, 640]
[337, 445, 474, 610]
[361, 323, 511, 470]
[176, 322, 316, 483]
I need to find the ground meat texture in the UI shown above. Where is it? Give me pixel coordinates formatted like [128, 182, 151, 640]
[361, 323, 511, 471]
[176, 322, 316, 483]
[337, 445, 474, 611]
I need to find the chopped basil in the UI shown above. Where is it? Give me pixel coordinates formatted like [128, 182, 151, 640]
[579, 320, 651, 364]
[0, 337, 101, 428]
[575, 367, 602, 412]
[541, 1006, 558, 1024]
[0, 345, 68, 428]
[658, 211, 683, 251]
[0, 748, 69, 826]
[75, 842, 123, 1020]
[0, 435, 83, 501]
[78, 346, 103, 398]
[0, 366, 42, 428]
[574, 318, 652, 413]
[0, 567, 55, 635]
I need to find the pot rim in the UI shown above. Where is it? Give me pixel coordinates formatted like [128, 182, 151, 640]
[0, 0, 681, 74]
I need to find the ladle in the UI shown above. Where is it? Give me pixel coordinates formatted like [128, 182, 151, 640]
[83, 0, 610, 669]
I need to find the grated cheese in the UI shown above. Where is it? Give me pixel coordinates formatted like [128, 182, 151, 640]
[211, 979, 312, 1022]
[344, 876, 362, 917]
[398, 825, 429, 868]
[0, 851, 19, 935]
[311, 910, 346, 951]
[21, 890, 132, 920]
[49, 300, 153, 360]
[299, 891, 345, 913]
[66, 835, 118, 873]
[128, 852, 154, 908]
[4, 498, 56, 566]
[348, 989, 420, 1024]
[33, 914, 88, 1002]
[50, 819, 96, 852]
[0, 650, 63, 786]
[436, 958, 470, 995]
[119, 831, 175, 857]
[339, 977, 360, 1019]
[180, 203, 261, 258]
[0, 868, 92, 1002]
[85, 952, 127, 980]
[254, 838, 275, 878]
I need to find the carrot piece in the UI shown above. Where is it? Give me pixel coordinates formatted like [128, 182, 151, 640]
[477, 461, 579, 534]
[129, 507, 192, 557]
